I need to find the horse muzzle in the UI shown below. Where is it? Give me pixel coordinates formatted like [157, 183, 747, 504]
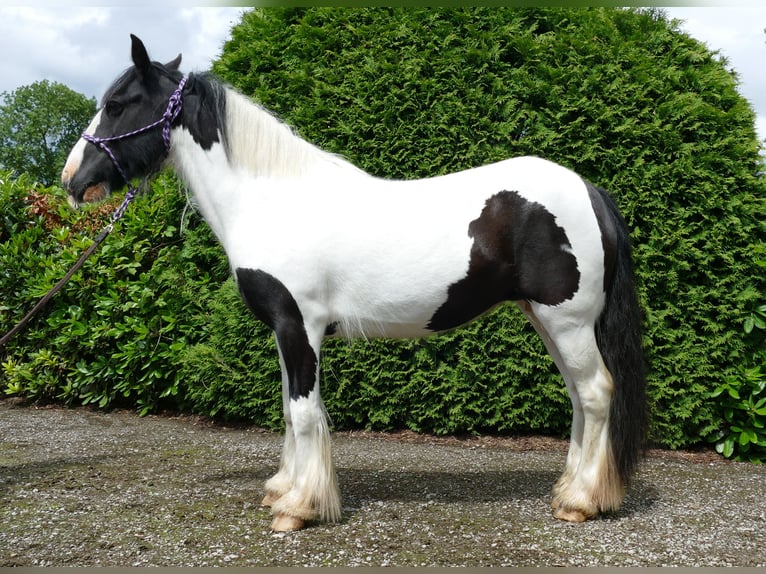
[62, 132, 111, 208]
[64, 179, 110, 209]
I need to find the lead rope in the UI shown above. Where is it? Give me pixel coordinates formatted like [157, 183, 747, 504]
[0, 226, 111, 348]
[0, 77, 186, 349]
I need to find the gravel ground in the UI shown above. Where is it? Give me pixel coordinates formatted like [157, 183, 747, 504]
[1, 398, 764, 567]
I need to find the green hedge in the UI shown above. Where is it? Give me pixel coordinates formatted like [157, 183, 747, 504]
[0, 172, 229, 415]
[208, 7, 766, 447]
[1, 7, 765, 449]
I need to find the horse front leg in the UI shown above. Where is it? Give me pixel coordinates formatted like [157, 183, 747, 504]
[261, 343, 296, 508]
[235, 268, 341, 531]
[268, 320, 341, 532]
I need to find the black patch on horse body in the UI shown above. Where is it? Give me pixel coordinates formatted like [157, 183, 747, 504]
[584, 181, 618, 292]
[427, 190, 580, 332]
[236, 268, 317, 400]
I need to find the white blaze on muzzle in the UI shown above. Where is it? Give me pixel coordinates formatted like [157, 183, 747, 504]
[62, 110, 104, 200]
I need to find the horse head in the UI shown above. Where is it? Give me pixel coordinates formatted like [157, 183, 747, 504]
[62, 35, 183, 208]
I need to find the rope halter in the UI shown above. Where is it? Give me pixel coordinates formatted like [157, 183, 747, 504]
[82, 76, 187, 224]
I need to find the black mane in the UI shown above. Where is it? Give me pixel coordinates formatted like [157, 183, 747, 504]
[181, 72, 228, 152]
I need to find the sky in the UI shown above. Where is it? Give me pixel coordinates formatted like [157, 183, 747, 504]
[0, 4, 764, 148]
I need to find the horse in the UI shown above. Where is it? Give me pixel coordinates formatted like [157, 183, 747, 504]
[62, 35, 647, 532]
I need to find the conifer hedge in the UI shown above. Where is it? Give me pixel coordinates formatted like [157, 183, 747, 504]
[1, 8, 764, 449]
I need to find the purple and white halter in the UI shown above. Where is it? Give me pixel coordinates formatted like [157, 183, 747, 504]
[82, 76, 187, 223]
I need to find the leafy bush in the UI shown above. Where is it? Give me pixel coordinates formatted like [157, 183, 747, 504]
[710, 364, 766, 463]
[710, 288, 766, 463]
[321, 312, 569, 435]
[0, 171, 228, 415]
[181, 279, 283, 426]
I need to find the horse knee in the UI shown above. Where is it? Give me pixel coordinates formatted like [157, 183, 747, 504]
[289, 392, 325, 437]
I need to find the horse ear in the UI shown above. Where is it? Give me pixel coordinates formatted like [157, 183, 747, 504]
[130, 34, 152, 78]
[165, 53, 182, 71]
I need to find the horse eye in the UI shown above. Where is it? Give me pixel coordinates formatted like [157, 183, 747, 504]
[105, 100, 124, 118]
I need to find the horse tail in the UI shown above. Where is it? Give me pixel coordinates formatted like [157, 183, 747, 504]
[591, 183, 648, 487]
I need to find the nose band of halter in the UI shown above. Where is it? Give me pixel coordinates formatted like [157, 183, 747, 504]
[81, 76, 187, 223]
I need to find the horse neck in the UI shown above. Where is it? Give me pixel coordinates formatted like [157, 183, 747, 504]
[169, 128, 238, 241]
[167, 86, 366, 240]
[222, 88, 356, 179]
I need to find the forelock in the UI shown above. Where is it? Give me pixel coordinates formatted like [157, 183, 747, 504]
[101, 68, 132, 107]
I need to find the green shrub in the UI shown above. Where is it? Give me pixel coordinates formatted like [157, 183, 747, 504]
[321, 310, 569, 435]
[181, 279, 283, 426]
[208, 7, 766, 446]
[710, 364, 766, 463]
[709, 290, 766, 463]
[0, 172, 228, 415]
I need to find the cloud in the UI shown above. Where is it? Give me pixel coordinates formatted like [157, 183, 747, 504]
[179, 8, 243, 71]
[0, 8, 109, 97]
[0, 6, 244, 100]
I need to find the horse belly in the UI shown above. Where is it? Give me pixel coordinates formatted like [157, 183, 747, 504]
[325, 239, 477, 339]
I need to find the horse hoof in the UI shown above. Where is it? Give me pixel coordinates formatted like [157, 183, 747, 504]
[261, 492, 280, 507]
[271, 514, 306, 532]
[554, 506, 588, 523]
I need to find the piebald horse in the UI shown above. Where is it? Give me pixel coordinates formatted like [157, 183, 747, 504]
[62, 36, 646, 531]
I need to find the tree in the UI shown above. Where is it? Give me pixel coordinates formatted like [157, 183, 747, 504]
[0, 80, 96, 186]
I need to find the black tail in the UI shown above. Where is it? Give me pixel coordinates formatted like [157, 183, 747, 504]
[589, 184, 648, 487]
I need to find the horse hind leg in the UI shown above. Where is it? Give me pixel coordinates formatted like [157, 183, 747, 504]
[518, 302, 585, 515]
[555, 357, 624, 523]
[517, 302, 583, 512]
[524, 302, 624, 521]
[554, 332, 623, 520]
